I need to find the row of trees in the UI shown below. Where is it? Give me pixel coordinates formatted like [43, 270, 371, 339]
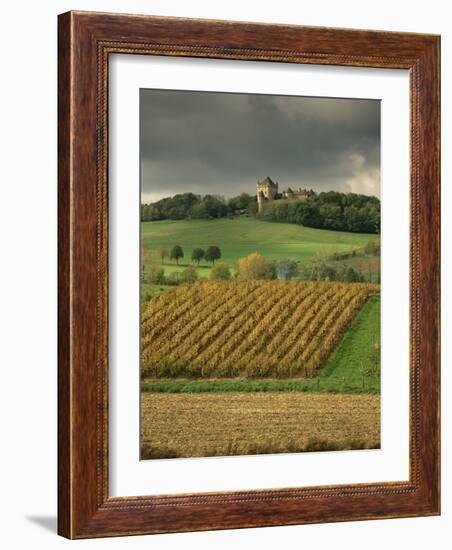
[141, 192, 256, 221]
[144, 250, 374, 286]
[301, 261, 366, 283]
[257, 191, 380, 234]
[144, 254, 278, 287]
[143, 236, 379, 287]
[155, 245, 222, 266]
[235, 254, 367, 283]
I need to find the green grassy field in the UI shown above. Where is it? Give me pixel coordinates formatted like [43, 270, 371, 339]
[141, 217, 378, 270]
[319, 293, 380, 391]
[141, 283, 171, 299]
[146, 263, 211, 277]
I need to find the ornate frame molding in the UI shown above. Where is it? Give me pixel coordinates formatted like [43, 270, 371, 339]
[58, 11, 440, 538]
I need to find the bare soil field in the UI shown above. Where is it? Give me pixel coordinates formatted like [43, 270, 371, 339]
[141, 392, 380, 459]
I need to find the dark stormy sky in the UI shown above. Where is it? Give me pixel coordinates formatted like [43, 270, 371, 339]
[140, 89, 380, 203]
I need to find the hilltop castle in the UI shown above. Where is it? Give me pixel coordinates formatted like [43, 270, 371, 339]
[256, 176, 314, 212]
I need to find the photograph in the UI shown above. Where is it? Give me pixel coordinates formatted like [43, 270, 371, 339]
[139, 89, 382, 460]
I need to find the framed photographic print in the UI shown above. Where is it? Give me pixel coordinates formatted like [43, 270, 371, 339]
[58, 11, 440, 538]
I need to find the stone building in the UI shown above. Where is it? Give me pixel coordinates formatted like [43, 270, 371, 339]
[282, 187, 313, 200]
[256, 176, 278, 212]
[257, 176, 314, 212]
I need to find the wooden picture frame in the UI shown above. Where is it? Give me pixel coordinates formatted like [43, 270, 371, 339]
[58, 11, 440, 539]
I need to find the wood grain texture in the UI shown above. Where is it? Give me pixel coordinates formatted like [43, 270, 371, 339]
[57, 10, 72, 539]
[57, 11, 440, 539]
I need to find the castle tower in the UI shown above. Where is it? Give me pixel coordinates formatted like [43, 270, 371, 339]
[256, 177, 278, 212]
[257, 190, 265, 213]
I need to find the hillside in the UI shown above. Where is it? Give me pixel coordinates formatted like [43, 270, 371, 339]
[140, 189, 380, 234]
[141, 217, 378, 268]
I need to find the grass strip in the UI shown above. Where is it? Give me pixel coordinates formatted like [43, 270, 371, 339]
[141, 378, 379, 394]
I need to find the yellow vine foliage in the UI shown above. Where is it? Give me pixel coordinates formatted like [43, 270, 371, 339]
[141, 280, 380, 379]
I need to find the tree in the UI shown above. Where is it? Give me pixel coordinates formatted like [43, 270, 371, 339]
[191, 248, 205, 265]
[169, 245, 184, 265]
[314, 262, 337, 282]
[275, 259, 299, 280]
[368, 341, 381, 376]
[237, 253, 275, 280]
[247, 200, 258, 216]
[228, 192, 255, 213]
[141, 248, 150, 283]
[364, 239, 380, 256]
[156, 247, 168, 265]
[301, 260, 336, 281]
[141, 247, 151, 264]
[165, 271, 180, 285]
[199, 195, 228, 218]
[210, 262, 231, 280]
[342, 265, 364, 283]
[205, 245, 221, 265]
[148, 266, 166, 284]
[180, 267, 198, 283]
[141, 204, 151, 221]
[189, 202, 208, 219]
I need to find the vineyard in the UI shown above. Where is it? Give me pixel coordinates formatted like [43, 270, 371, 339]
[141, 280, 380, 379]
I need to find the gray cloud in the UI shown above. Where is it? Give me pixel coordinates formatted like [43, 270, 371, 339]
[140, 89, 380, 202]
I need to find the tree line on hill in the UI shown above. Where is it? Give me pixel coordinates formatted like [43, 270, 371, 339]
[141, 190, 380, 234]
[256, 191, 380, 234]
[140, 192, 256, 221]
